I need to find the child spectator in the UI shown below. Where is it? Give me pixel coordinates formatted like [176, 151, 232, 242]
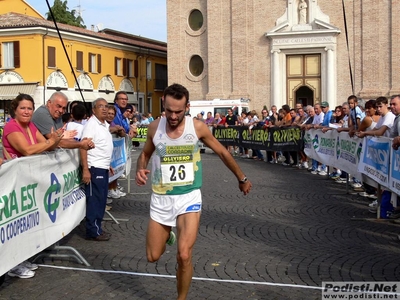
[66, 104, 87, 141]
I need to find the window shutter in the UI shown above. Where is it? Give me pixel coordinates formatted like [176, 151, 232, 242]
[114, 57, 118, 75]
[122, 58, 127, 76]
[97, 54, 101, 73]
[134, 60, 138, 78]
[0, 44, 2, 68]
[88, 53, 92, 72]
[48, 46, 56, 67]
[127, 59, 132, 77]
[77, 51, 83, 71]
[13, 41, 20, 68]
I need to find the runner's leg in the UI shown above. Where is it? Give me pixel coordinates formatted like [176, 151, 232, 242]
[176, 212, 201, 300]
[146, 218, 171, 262]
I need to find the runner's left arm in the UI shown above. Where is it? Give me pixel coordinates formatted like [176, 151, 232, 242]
[194, 120, 252, 195]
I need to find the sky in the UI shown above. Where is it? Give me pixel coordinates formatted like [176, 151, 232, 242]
[26, 0, 167, 42]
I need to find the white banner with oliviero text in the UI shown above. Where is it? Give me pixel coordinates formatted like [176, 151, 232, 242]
[0, 149, 85, 276]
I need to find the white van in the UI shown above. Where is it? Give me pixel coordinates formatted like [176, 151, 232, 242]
[189, 98, 250, 119]
[189, 98, 250, 152]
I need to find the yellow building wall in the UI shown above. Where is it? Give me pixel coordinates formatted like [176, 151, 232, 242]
[145, 56, 168, 114]
[0, 29, 167, 114]
[42, 37, 137, 90]
[0, 33, 45, 84]
[47, 37, 166, 114]
[0, 26, 166, 115]
[0, 0, 43, 18]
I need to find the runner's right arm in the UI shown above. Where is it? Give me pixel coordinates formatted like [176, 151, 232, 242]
[136, 120, 158, 186]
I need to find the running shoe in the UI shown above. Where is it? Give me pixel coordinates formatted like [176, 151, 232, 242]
[108, 189, 120, 199]
[19, 261, 38, 271]
[166, 231, 176, 246]
[8, 265, 35, 279]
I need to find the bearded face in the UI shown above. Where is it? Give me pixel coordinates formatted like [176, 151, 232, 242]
[163, 95, 189, 128]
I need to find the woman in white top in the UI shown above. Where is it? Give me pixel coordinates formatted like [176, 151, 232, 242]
[357, 99, 380, 132]
[355, 100, 383, 198]
[356, 97, 395, 138]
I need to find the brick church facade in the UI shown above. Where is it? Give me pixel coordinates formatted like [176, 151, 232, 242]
[167, 0, 400, 111]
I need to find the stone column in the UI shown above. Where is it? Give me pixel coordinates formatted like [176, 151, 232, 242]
[325, 46, 334, 105]
[271, 49, 281, 107]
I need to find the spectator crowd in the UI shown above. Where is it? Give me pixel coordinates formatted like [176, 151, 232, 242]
[2, 90, 400, 282]
[0, 91, 147, 279]
[198, 95, 400, 219]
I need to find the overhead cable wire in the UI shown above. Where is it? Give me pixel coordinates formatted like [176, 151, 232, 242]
[342, 0, 355, 95]
[45, 0, 85, 103]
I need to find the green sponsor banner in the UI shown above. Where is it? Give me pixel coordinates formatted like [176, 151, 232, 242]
[132, 126, 148, 142]
[213, 126, 303, 151]
[132, 125, 303, 151]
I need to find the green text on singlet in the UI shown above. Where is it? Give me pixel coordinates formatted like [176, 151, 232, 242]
[152, 143, 202, 195]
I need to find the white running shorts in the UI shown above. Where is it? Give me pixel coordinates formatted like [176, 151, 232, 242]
[150, 189, 202, 227]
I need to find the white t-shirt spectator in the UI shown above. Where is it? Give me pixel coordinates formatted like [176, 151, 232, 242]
[249, 115, 259, 125]
[375, 111, 395, 137]
[81, 115, 113, 169]
[342, 115, 349, 128]
[312, 112, 325, 125]
[66, 121, 84, 141]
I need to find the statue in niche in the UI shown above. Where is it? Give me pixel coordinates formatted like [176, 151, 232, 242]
[299, 0, 308, 24]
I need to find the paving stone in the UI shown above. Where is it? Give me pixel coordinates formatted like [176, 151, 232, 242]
[1, 149, 400, 299]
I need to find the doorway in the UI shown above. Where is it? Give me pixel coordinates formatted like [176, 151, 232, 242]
[295, 86, 314, 107]
[286, 54, 321, 107]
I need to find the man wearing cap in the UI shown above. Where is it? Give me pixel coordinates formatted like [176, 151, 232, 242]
[314, 101, 332, 128]
[305, 103, 327, 175]
[315, 101, 333, 175]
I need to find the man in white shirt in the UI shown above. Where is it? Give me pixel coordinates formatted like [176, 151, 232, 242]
[310, 104, 325, 128]
[305, 104, 326, 174]
[80, 98, 113, 241]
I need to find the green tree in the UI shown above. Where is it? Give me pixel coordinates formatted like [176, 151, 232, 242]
[46, 0, 86, 28]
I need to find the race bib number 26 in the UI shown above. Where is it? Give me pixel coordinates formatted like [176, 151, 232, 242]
[161, 161, 194, 185]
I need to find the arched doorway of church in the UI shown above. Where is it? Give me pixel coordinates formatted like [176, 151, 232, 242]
[286, 54, 320, 107]
[295, 86, 314, 107]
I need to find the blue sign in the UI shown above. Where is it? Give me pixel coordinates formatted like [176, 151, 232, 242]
[362, 138, 390, 175]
